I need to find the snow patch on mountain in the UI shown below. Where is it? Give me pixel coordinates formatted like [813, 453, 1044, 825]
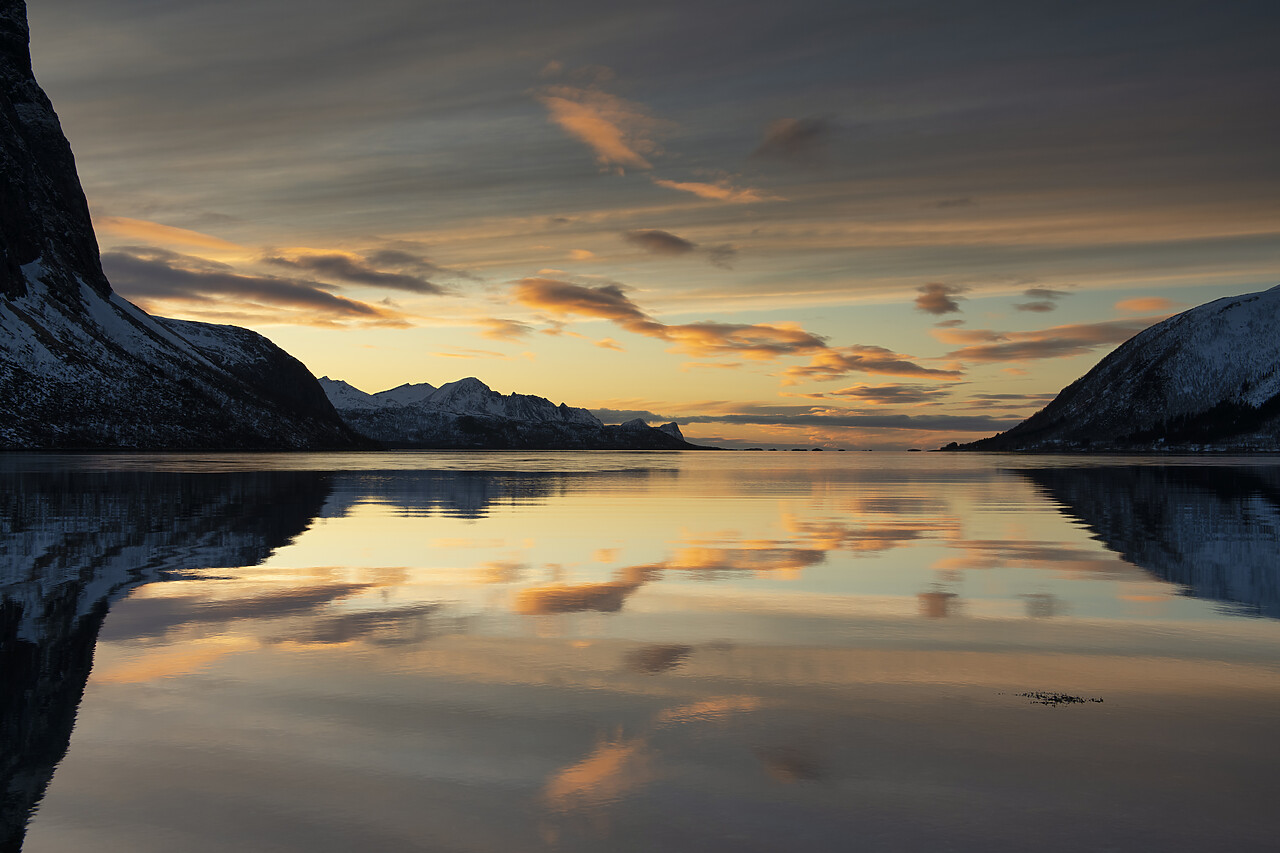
[960, 285, 1280, 451]
[319, 376, 700, 449]
[376, 381, 439, 407]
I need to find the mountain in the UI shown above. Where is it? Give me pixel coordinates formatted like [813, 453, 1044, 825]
[319, 376, 704, 449]
[954, 285, 1280, 451]
[0, 1, 358, 449]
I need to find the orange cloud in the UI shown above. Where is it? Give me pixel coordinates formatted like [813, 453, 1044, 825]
[537, 86, 663, 172]
[1116, 296, 1180, 313]
[513, 277, 826, 359]
[651, 178, 778, 203]
[477, 317, 535, 342]
[661, 321, 826, 360]
[95, 216, 244, 252]
[782, 345, 963, 383]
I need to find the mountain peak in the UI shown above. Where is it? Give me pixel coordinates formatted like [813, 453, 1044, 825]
[958, 285, 1280, 451]
[0, 0, 109, 301]
[319, 374, 705, 449]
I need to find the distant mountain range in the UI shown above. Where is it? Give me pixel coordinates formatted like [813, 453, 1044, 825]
[954, 285, 1280, 452]
[319, 376, 702, 449]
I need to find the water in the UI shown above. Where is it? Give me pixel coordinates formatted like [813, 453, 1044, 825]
[3, 451, 1279, 852]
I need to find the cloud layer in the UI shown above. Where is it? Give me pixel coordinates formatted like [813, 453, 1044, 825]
[513, 277, 829, 359]
[103, 247, 410, 327]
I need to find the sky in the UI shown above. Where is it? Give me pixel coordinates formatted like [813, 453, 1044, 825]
[25, 0, 1280, 448]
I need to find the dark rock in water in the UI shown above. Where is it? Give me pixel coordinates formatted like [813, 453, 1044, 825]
[0, 1, 359, 449]
[955, 285, 1280, 452]
[319, 376, 707, 450]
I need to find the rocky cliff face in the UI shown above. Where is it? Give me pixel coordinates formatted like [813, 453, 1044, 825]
[0, 1, 106, 303]
[0, 1, 359, 449]
[320, 376, 702, 450]
[958, 285, 1280, 451]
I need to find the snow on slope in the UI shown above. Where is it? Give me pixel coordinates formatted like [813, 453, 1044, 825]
[0, 265, 354, 448]
[320, 376, 604, 426]
[317, 376, 695, 449]
[965, 284, 1280, 450]
[375, 381, 438, 407]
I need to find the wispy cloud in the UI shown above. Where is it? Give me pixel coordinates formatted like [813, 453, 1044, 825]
[622, 228, 737, 268]
[512, 277, 827, 359]
[675, 410, 1017, 432]
[103, 247, 411, 327]
[752, 115, 835, 165]
[651, 178, 778, 204]
[1116, 296, 1181, 313]
[622, 229, 696, 255]
[934, 318, 1162, 362]
[477, 317, 535, 342]
[263, 251, 446, 294]
[536, 85, 664, 172]
[95, 216, 244, 252]
[782, 345, 963, 383]
[959, 392, 1057, 410]
[824, 384, 954, 405]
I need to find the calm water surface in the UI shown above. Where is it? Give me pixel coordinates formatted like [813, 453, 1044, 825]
[3, 451, 1279, 851]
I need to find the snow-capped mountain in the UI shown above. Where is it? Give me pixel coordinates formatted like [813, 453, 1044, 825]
[0, 2, 357, 449]
[959, 285, 1280, 451]
[319, 376, 700, 449]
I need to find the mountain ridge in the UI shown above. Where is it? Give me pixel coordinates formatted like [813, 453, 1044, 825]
[319, 376, 706, 449]
[953, 285, 1280, 452]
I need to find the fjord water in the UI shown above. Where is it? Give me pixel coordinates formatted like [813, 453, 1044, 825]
[4, 452, 1279, 852]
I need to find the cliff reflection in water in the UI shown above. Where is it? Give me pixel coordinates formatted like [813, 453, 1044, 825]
[1, 463, 670, 852]
[0, 468, 332, 853]
[8, 456, 1280, 852]
[1022, 465, 1280, 618]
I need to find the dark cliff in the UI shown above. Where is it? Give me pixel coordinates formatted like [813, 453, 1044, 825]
[0, 0, 360, 449]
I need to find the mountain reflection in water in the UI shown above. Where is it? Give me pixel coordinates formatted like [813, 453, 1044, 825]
[0, 468, 332, 853]
[2, 454, 1280, 852]
[0, 462, 668, 852]
[1022, 465, 1280, 618]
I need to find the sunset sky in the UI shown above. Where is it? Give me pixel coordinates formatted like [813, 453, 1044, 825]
[26, 0, 1280, 448]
